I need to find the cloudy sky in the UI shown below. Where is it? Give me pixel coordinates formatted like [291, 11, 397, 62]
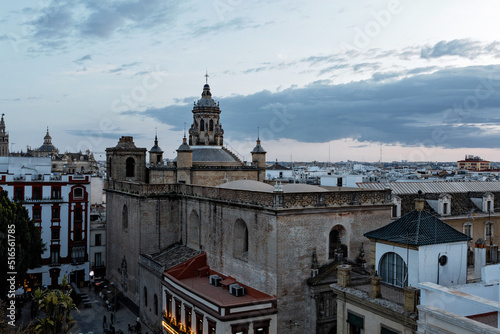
[2, 0, 500, 163]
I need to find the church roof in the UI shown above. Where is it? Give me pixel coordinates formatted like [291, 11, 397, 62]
[216, 180, 329, 193]
[364, 209, 471, 246]
[191, 146, 238, 163]
[38, 144, 58, 152]
[150, 135, 163, 153]
[267, 162, 291, 170]
[150, 145, 163, 153]
[251, 139, 266, 153]
[216, 180, 274, 192]
[194, 83, 219, 109]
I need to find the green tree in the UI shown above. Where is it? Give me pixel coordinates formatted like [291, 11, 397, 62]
[0, 190, 45, 298]
[33, 276, 76, 334]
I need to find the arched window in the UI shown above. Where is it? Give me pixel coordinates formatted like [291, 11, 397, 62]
[188, 211, 200, 248]
[144, 286, 148, 307]
[122, 205, 128, 230]
[329, 225, 347, 259]
[74, 187, 83, 198]
[209, 119, 214, 131]
[234, 219, 249, 261]
[126, 157, 135, 177]
[200, 119, 205, 131]
[154, 294, 158, 315]
[379, 252, 408, 287]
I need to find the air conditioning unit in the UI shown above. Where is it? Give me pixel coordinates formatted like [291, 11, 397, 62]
[209, 275, 222, 287]
[229, 284, 245, 297]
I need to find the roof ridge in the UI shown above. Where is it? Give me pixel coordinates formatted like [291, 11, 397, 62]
[414, 210, 421, 245]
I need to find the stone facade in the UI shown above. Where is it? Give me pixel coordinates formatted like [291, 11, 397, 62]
[106, 180, 393, 333]
[106, 136, 147, 183]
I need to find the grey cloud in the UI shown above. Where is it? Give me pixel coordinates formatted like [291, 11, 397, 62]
[25, 0, 180, 49]
[353, 62, 380, 72]
[74, 54, 92, 65]
[108, 61, 141, 74]
[420, 39, 500, 59]
[68, 129, 144, 140]
[129, 65, 500, 150]
[190, 17, 258, 37]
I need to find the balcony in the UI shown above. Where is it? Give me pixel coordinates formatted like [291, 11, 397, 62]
[31, 174, 45, 182]
[23, 197, 64, 203]
[163, 313, 189, 334]
[91, 261, 106, 268]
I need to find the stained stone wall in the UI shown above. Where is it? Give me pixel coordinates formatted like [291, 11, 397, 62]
[106, 191, 180, 304]
[106, 183, 392, 333]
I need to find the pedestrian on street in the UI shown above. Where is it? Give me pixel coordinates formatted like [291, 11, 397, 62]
[103, 314, 107, 329]
[111, 312, 114, 324]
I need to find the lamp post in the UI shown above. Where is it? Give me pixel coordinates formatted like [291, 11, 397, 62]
[89, 270, 94, 291]
[110, 282, 116, 322]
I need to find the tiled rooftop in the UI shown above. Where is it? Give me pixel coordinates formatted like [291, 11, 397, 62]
[365, 209, 471, 246]
[164, 253, 276, 307]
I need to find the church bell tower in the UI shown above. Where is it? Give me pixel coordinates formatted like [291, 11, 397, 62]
[188, 74, 224, 146]
[0, 113, 9, 156]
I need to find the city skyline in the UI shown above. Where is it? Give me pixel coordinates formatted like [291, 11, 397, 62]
[1, 1, 500, 162]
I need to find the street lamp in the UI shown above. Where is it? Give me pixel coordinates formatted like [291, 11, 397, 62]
[89, 270, 94, 290]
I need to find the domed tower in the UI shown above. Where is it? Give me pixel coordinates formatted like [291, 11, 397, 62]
[176, 136, 193, 184]
[36, 127, 59, 157]
[149, 135, 164, 166]
[106, 136, 147, 183]
[251, 137, 267, 181]
[188, 80, 224, 146]
[0, 113, 8, 156]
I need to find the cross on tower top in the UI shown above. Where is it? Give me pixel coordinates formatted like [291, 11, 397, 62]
[205, 71, 209, 84]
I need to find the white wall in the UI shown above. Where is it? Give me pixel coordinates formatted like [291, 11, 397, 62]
[419, 282, 500, 318]
[419, 242, 468, 286]
[482, 263, 500, 283]
[8, 157, 52, 175]
[375, 241, 468, 287]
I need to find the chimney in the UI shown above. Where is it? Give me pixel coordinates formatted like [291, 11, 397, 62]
[415, 190, 425, 211]
[370, 275, 381, 298]
[404, 286, 419, 312]
[337, 264, 352, 287]
[475, 238, 486, 281]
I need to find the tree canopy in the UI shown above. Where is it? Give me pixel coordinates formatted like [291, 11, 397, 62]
[0, 190, 45, 299]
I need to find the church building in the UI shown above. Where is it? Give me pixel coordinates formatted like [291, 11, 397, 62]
[105, 80, 394, 333]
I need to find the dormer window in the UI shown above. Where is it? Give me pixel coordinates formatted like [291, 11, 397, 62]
[439, 194, 451, 216]
[484, 193, 494, 213]
[392, 196, 401, 218]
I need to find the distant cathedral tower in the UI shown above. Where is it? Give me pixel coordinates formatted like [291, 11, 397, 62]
[0, 113, 9, 156]
[188, 75, 224, 146]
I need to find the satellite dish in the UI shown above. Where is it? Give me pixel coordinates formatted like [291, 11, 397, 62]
[439, 255, 448, 266]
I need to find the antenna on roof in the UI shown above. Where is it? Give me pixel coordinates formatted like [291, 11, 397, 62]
[257, 127, 260, 140]
[183, 122, 186, 138]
